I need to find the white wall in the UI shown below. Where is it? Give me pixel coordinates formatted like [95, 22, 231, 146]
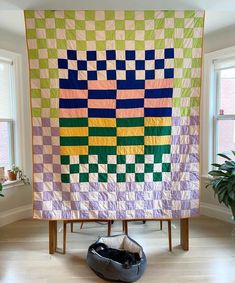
[0, 28, 32, 226]
[204, 24, 235, 53]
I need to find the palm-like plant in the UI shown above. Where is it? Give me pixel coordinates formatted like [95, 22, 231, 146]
[206, 152, 235, 218]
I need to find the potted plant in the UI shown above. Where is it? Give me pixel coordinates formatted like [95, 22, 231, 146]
[7, 165, 20, 181]
[206, 151, 235, 219]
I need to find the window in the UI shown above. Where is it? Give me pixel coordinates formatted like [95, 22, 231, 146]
[214, 60, 235, 162]
[203, 47, 235, 176]
[0, 57, 15, 169]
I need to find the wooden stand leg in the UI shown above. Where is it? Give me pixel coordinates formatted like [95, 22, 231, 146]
[123, 220, 128, 235]
[160, 220, 163, 230]
[180, 218, 189, 251]
[63, 221, 67, 254]
[107, 221, 111, 236]
[49, 221, 57, 254]
[168, 220, 172, 252]
[71, 222, 73, 233]
[80, 221, 84, 229]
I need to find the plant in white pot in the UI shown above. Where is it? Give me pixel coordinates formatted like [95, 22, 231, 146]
[206, 152, 235, 219]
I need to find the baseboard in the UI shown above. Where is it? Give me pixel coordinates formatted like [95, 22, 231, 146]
[0, 204, 32, 227]
[200, 202, 234, 223]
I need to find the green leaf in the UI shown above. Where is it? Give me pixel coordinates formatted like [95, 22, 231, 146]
[220, 162, 235, 172]
[218, 190, 226, 203]
[225, 160, 235, 166]
[211, 163, 221, 168]
[213, 179, 223, 189]
[223, 195, 230, 207]
[208, 170, 227, 177]
[228, 191, 235, 200]
[217, 153, 232, 160]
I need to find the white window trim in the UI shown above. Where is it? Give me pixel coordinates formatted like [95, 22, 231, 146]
[202, 46, 235, 178]
[0, 49, 26, 174]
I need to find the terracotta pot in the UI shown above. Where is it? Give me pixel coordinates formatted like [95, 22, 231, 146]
[7, 171, 17, 181]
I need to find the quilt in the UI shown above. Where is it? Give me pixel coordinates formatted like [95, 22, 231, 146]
[25, 10, 204, 219]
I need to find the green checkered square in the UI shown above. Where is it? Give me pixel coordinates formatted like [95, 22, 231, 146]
[117, 155, 126, 164]
[154, 154, 163, 163]
[153, 172, 162, 182]
[108, 164, 117, 173]
[79, 155, 88, 164]
[89, 164, 98, 173]
[41, 98, 50, 108]
[61, 155, 70, 165]
[98, 155, 107, 164]
[32, 108, 41, 117]
[70, 164, 79, 174]
[190, 97, 200, 107]
[126, 164, 135, 173]
[79, 173, 89, 182]
[98, 173, 107, 182]
[61, 174, 70, 183]
[162, 163, 171, 173]
[117, 173, 126, 182]
[135, 173, 144, 182]
[135, 155, 144, 163]
[50, 89, 59, 98]
[144, 164, 153, 173]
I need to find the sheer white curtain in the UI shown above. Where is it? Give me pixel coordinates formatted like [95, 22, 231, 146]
[0, 59, 14, 168]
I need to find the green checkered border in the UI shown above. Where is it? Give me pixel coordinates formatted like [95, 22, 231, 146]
[60, 154, 171, 183]
[25, 10, 204, 119]
[25, 11, 203, 51]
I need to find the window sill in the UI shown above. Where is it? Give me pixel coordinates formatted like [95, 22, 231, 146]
[3, 180, 24, 190]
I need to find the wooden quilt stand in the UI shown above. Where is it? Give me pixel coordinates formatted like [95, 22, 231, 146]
[48, 218, 189, 254]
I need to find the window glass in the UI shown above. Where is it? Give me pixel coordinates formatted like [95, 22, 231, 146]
[0, 61, 12, 119]
[0, 121, 11, 167]
[219, 68, 235, 115]
[0, 58, 14, 169]
[217, 119, 235, 162]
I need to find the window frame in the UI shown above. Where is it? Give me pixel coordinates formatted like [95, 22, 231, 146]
[0, 49, 25, 173]
[214, 67, 235, 163]
[203, 46, 235, 177]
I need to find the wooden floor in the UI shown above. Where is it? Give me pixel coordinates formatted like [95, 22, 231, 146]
[0, 216, 235, 283]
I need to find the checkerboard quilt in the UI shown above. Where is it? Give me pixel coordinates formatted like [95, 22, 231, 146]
[25, 10, 204, 220]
